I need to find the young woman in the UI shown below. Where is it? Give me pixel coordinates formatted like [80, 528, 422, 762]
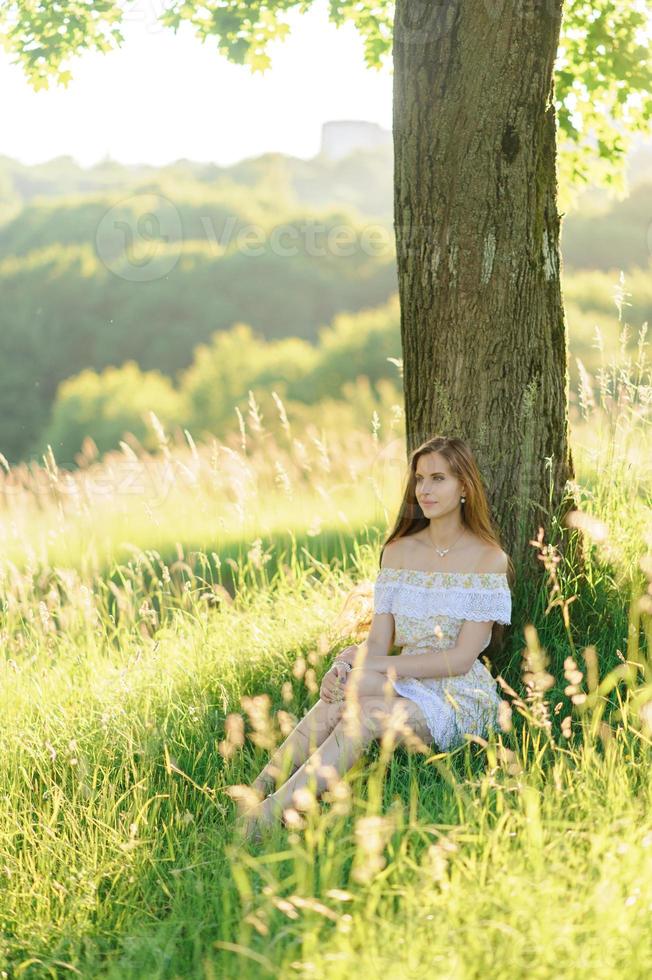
[237, 434, 514, 840]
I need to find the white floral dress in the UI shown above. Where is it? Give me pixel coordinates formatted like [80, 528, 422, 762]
[373, 568, 512, 750]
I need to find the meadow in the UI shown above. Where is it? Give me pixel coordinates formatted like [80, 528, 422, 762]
[0, 307, 651, 978]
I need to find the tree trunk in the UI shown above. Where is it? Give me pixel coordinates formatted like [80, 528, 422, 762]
[392, 0, 579, 576]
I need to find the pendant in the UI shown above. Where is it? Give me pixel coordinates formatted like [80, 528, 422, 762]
[434, 547, 449, 557]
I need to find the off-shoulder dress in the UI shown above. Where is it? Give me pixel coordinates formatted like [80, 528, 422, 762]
[373, 567, 512, 750]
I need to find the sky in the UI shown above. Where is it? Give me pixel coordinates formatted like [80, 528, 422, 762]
[0, 0, 393, 170]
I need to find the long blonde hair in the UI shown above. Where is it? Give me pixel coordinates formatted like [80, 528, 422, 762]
[332, 435, 514, 660]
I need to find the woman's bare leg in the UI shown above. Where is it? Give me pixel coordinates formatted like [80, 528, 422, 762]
[251, 696, 345, 796]
[260, 688, 432, 821]
[263, 713, 371, 813]
[251, 667, 395, 795]
[241, 670, 432, 837]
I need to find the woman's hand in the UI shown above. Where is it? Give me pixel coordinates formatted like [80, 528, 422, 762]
[320, 644, 360, 702]
[319, 662, 348, 703]
[333, 643, 359, 668]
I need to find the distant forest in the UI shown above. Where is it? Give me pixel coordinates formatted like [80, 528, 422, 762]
[1, 146, 651, 467]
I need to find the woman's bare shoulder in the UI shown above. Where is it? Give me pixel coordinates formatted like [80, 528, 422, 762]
[380, 539, 406, 569]
[410, 530, 507, 572]
[473, 542, 509, 573]
[381, 532, 508, 574]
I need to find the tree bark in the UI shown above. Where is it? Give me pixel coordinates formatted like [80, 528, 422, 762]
[392, 0, 579, 576]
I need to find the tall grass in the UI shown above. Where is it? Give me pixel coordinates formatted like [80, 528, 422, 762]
[0, 281, 650, 977]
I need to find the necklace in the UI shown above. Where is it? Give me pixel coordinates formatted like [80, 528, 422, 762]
[426, 528, 467, 558]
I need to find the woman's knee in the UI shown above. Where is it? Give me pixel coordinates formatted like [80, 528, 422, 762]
[343, 695, 392, 741]
[313, 696, 345, 732]
[362, 695, 426, 741]
[344, 670, 397, 701]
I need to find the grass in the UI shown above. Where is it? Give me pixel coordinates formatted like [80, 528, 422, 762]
[0, 294, 651, 977]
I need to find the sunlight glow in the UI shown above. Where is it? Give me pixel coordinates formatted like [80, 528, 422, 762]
[0, 0, 393, 169]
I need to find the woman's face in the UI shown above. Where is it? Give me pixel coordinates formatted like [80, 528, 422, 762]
[414, 452, 465, 517]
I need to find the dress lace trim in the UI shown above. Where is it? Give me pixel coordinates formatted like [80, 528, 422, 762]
[391, 660, 502, 751]
[373, 567, 512, 624]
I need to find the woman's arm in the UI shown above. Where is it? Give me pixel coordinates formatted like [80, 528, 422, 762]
[332, 637, 390, 675]
[333, 609, 395, 668]
[364, 646, 475, 679]
[333, 542, 403, 669]
[361, 618, 495, 680]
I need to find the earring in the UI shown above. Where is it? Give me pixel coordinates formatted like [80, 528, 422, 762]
[460, 496, 465, 503]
